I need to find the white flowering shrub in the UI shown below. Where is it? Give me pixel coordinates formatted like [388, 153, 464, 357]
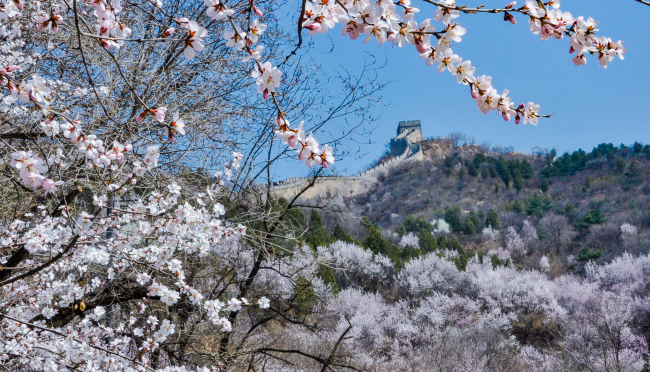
[432, 218, 451, 235]
[621, 222, 639, 241]
[540, 255, 551, 272]
[482, 226, 500, 242]
[505, 226, 526, 254]
[487, 247, 511, 261]
[522, 219, 539, 243]
[398, 231, 420, 249]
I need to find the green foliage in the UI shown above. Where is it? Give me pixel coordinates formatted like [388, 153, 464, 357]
[397, 215, 433, 236]
[418, 230, 438, 252]
[317, 265, 339, 294]
[577, 247, 602, 262]
[525, 195, 543, 217]
[521, 160, 534, 179]
[467, 210, 482, 230]
[540, 177, 550, 193]
[563, 202, 576, 215]
[542, 150, 588, 177]
[473, 153, 487, 166]
[444, 206, 463, 233]
[467, 162, 479, 177]
[513, 174, 524, 192]
[625, 160, 643, 186]
[592, 143, 618, 158]
[463, 219, 476, 235]
[440, 236, 468, 270]
[278, 198, 305, 228]
[293, 276, 317, 316]
[576, 208, 605, 232]
[616, 158, 626, 172]
[402, 245, 421, 262]
[512, 200, 525, 213]
[489, 166, 498, 178]
[362, 218, 403, 265]
[495, 158, 512, 187]
[486, 209, 501, 230]
[305, 211, 333, 249]
[333, 224, 354, 243]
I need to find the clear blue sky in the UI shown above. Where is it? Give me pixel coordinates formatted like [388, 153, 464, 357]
[273, 0, 650, 178]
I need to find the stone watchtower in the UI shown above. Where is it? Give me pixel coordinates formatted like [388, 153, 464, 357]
[390, 120, 423, 156]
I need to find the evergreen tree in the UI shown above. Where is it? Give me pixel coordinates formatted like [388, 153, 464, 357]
[333, 224, 354, 243]
[362, 218, 402, 264]
[495, 158, 512, 187]
[477, 211, 486, 226]
[521, 159, 534, 179]
[463, 219, 476, 235]
[513, 173, 524, 192]
[540, 177, 550, 193]
[418, 230, 438, 252]
[486, 209, 501, 230]
[489, 166, 498, 178]
[576, 208, 606, 233]
[468, 210, 481, 229]
[305, 211, 332, 249]
[278, 198, 305, 228]
[397, 215, 432, 235]
[467, 162, 479, 177]
[444, 206, 463, 233]
[625, 160, 643, 186]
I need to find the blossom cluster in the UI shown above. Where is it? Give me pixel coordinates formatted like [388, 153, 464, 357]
[1, 175, 270, 370]
[210, 0, 335, 167]
[274, 114, 335, 168]
[10, 109, 133, 193]
[296, 0, 623, 123]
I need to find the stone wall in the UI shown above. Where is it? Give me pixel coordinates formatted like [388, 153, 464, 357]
[272, 122, 424, 201]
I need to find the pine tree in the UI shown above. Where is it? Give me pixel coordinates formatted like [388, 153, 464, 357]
[467, 162, 479, 177]
[540, 177, 550, 193]
[333, 224, 354, 243]
[486, 209, 501, 230]
[444, 206, 463, 233]
[305, 211, 332, 249]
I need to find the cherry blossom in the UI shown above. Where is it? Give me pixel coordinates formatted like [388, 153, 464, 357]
[184, 21, 207, 60]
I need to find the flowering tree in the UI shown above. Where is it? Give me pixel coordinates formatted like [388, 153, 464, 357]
[0, 0, 636, 370]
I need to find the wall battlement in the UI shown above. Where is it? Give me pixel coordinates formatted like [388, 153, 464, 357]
[271, 120, 424, 200]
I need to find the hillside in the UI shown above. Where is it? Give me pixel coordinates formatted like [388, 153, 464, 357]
[302, 137, 650, 274]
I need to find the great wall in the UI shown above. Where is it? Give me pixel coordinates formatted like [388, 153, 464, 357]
[271, 120, 426, 201]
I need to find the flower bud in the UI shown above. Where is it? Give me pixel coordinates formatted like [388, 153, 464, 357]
[5, 65, 19, 72]
[515, 114, 521, 124]
[505, 1, 516, 9]
[502, 112, 511, 122]
[416, 42, 429, 54]
[471, 89, 479, 99]
[163, 27, 176, 37]
[504, 12, 516, 25]
[253, 6, 263, 17]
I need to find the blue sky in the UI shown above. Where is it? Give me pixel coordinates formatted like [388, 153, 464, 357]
[273, 1, 650, 178]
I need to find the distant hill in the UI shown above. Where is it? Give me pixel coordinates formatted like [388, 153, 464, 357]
[294, 135, 650, 275]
